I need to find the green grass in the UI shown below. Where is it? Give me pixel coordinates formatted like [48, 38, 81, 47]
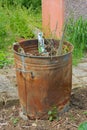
[0, 3, 42, 68]
[0, 0, 41, 10]
[0, 51, 13, 68]
[0, 6, 41, 49]
[0, 5, 42, 49]
[65, 17, 87, 65]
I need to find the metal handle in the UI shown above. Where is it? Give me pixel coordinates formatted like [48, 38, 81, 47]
[16, 68, 34, 78]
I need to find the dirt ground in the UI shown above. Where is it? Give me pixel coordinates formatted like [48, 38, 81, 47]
[0, 64, 87, 130]
[0, 86, 87, 130]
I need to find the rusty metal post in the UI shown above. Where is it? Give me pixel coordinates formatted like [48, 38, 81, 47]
[42, 0, 64, 38]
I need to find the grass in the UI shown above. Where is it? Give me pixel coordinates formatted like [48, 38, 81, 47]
[65, 17, 87, 65]
[0, 5, 42, 49]
[0, 4, 42, 68]
[0, 51, 13, 68]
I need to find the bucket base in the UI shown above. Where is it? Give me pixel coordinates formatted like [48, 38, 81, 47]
[20, 103, 70, 120]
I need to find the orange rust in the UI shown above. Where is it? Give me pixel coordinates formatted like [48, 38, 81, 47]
[13, 39, 73, 119]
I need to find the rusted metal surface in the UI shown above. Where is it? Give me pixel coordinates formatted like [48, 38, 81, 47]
[13, 39, 73, 119]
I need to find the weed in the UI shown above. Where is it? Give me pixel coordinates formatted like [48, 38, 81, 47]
[48, 106, 59, 121]
[69, 113, 75, 121]
[78, 122, 87, 130]
[11, 117, 19, 126]
[83, 111, 87, 115]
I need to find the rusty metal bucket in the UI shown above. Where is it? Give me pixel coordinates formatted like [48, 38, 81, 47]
[13, 39, 73, 119]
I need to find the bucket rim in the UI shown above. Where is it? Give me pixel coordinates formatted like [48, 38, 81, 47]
[13, 39, 74, 59]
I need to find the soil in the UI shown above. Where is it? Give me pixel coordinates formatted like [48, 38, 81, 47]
[0, 87, 87, 130]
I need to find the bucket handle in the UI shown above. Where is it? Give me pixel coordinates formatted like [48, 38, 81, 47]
[16, 68, 34, 78]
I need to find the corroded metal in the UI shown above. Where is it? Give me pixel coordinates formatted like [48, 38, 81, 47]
[13, 39, 73, 119]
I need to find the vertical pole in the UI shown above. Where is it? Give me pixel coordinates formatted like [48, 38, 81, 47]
[42, 0, 51, 37]
[42, 0, 64, 38]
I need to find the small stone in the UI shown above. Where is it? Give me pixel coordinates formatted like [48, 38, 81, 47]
[19, 111, 28, 121]
[32, 123, 37, 127]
